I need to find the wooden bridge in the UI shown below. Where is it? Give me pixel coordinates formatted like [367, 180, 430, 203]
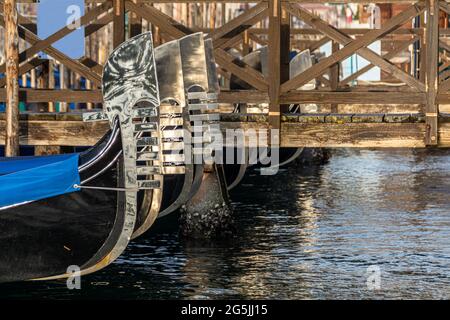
[1, 0, 450, 154]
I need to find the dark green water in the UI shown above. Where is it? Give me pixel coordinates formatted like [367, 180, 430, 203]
[1, 149, 450, 299]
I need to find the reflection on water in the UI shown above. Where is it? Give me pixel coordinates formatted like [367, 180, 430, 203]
[2, 149, 450, 299]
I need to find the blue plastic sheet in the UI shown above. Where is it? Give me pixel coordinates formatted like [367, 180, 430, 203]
[0, 154, 81, 208]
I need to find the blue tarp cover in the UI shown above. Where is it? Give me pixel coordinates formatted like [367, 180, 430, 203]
[0, 154, 81, 208]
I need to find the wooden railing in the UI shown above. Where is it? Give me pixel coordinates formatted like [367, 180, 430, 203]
[0, 0, 449, 154]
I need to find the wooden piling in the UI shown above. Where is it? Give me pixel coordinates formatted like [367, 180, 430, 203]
[330, 41, 340, 113]
[268, 0, 282, 130]
[268, 1, 289, 134]
[113, 0, 125, 48]
[30, 68, 36, 89]
[425, 0, 439, 146]
[4, 0, 19, 157]
[59, 63, 68, 112]
[37, 61, 49, 112]
[130, 0, 142, 37]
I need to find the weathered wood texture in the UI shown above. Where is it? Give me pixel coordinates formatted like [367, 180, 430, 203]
[4, 0, 19, 156]
[268, 0, 282, 129]
[425, 0, 439, 145]
[5, 112, 450, 148]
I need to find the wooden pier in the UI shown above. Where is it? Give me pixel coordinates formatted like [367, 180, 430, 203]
[1, 0, 450, 151]
[3, 111, 450, 148]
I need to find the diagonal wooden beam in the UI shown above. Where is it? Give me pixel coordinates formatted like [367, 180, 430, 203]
[15, 2, 112, 64]
[125, 0, 191, 39]
[340, 37, 418, 85]
[318, 75, 331, 87]
[207, 2, 267, 43]
[8, 9, 109, 74]
[248, 33, 267, 46]
[0, 57, 46, 87]
[127, 1, 268, 91]
[307, 36, 331, 52]
[439, 68, 450, 84]
[439, 77, 450, 91]
[206, 2, 268, 48]
[212, 8, 269, 49]
[218, 32, 247, 50]
[84, 11, 114, 37]
[0, 3, 111, 85]
[0, 22, 103, 86]
[440, 39, 450, 54]
[79, 56, 103, 75]
[439, 1, 450, 15]
[214, 49, 268, 91]
[283, 3, 425, 93]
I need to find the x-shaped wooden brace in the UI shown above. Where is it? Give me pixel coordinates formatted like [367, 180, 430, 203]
[126, 0, 269, 91]
[282, 2, 426, 93]
[0, 1, 113, 87]
[340, 37, 419, 85]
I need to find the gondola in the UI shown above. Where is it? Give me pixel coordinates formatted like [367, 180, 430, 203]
[131, 33, 222, 238]
[225, 47, 317, 189]
[0, 32, 161, 283]
[0, 31, 226, 282]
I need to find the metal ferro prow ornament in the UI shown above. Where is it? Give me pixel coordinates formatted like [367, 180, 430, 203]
[154, 38, 195, 218]
[178, 32, 220, 200]
[93, 32, 161, 268]
[102, 32, 163, 242]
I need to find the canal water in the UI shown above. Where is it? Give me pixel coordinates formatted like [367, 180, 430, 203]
[1, 148, 450, 299]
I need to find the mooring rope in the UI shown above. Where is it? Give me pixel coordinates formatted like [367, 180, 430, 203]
[73, 184, 139, 192]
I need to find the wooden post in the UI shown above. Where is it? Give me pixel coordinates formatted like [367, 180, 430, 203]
[281, 8, 291, 92]
[37, 61, 49, 112]
[420, 12, 427, 83]
[71, 72, 81, 110]
[21, 74, 27, 88]
[221, 3, 226, 25]
[86, 79, 93, 110]
[242, 4, 250, 55]
[113, 0, 125, 48]
[34, 61, 63, 157]
[4, 0, 20, 157]
[330, 41, 340, 112]
[268, 2, 290, 131]
[425, 0, 439, 146]
[268, 0, 282, 130]
[30, 68, 36, 88]
[210, 3, 216, 29]
[130, 0, 142, 37]
[150, 3, 161, 47]
[48, 60, 55, 112]
[59, 64, 68, 112]
[242, 30, 250, 56]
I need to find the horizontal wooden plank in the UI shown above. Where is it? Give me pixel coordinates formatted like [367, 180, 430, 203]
[0, 89, 103, 103]
[281, 91, 427, 105]
[0, 89, 428, 106]
[281, 123, 426, 148]
[5, 111, 450, 149]
[0, 120, 109, 146]
[219, 90, 269, 104]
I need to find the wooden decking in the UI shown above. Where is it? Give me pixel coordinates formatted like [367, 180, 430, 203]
[3, 111, 450, 148]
